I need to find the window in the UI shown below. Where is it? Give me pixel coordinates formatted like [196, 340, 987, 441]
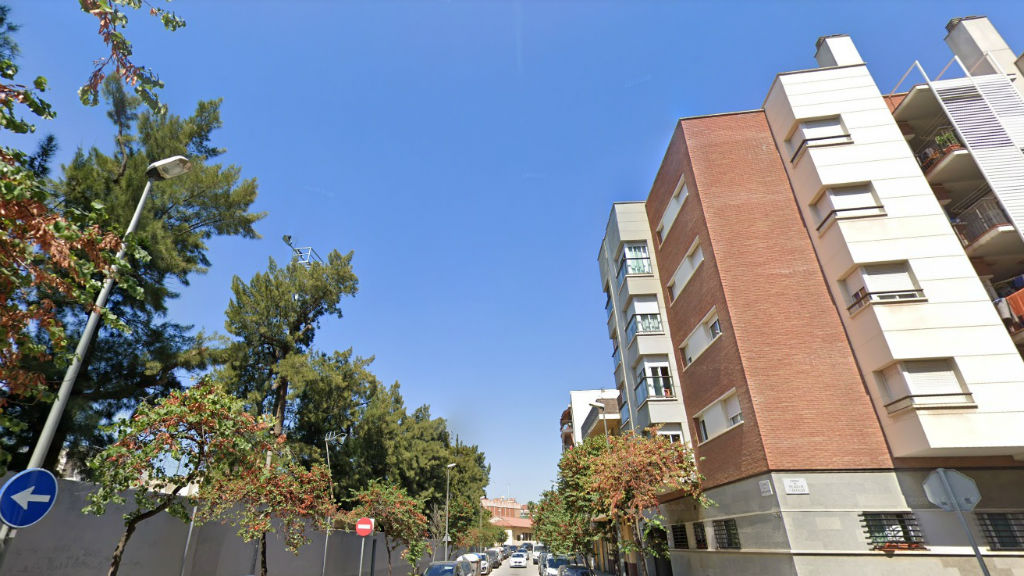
[843, 262, 924, 312]
[725, 395, 743, 426]
[668, 238, 704, 301]
[859, 513, 925, 550]
[978, 512, 1024, 550]
[680, 309, 722, 367]
[617, 242, 652, 285]
[712, 519, 741, 550]
[636, 362, 673, 405]
[692, 522, 708, 550]
[658, 177, 688, 242]
[625, 296, 662, 341]
[694, 390, 743, 444]
[619, 401, 630, 424]
[665, 433, 683, 444]
[812, 184, 884, 231]
[790, 116, 852, 163]
[669, 524, 689, 549]
[695, 418, 708, 442]
[876, 359, 971, 412]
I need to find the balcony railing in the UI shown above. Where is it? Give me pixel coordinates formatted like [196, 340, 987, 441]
[915, 127, 964, 172]
[616, 257, 652, 285]
[634, 374, 673, 405]
[619, 402, 630, 424]
[953, 196, 1012, 247]
[884, 392, 975, 413]
[625, 313, 663, 342]
[848, 289, 926, 313]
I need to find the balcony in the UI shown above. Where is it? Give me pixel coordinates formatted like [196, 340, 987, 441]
[619, 401, 630, 424]
[916, 127, 963, 171]
[952, 195, 1019, 258]
[616, 256, 652, 285]
[634, 373, 674, 406]
[884, 392, 976, 414]
[625, 313, 663, 342]
[611, 344, 621, 370]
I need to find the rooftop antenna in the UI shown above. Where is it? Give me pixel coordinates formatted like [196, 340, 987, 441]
[282, 234, 323, 268]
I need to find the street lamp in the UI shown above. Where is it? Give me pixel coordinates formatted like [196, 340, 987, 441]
[589, 401, 609, 442]
[444, 462, 457, 560]
[322, 431, 347, 576]
[0, 155, 192, 559]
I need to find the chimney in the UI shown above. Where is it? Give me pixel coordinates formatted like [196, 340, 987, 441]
[815, 34, 863, 67]
[945, 15, 1020, 81]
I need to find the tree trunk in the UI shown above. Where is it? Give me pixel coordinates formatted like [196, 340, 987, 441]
[255, 374, 288, 576]
[633, 523, 649, 576]
[107, 518, 138, 576]
[107, 494, 179, 576]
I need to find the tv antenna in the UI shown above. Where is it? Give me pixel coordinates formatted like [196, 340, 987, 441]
[282, 234, 323, 268]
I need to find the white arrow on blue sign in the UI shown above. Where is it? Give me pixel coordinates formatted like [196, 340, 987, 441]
[0, 468, 58, 528]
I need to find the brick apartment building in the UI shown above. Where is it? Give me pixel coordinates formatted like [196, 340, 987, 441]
[598, 15, 1024, 576]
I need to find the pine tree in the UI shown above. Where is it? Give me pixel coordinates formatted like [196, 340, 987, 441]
[2, 78, 264, 472]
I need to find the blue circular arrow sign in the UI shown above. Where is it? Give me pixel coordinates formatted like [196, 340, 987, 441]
[0, 468, 58, 528]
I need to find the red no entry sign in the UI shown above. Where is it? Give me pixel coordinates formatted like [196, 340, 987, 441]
[356, 517, 374, 537]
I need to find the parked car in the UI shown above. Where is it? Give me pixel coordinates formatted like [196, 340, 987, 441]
[542, 556, 571, 576]
[485, 549, 501, 568]
[457, 554, 487, 576]
[531, 546, 547, 564]
[510, 553, 528, 568]
[423, 561, 473, 576]
[557, 565, 593, 576]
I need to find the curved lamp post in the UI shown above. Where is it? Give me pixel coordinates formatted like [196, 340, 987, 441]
[0, 155, 192, 562]
[589, 401, 609, 442]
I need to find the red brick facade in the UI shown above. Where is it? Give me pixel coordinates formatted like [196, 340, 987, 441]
[646, 112, 893, 488]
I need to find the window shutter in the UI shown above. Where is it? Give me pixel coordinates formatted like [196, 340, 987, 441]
[829, 185, 874, 211]
[903, 360, 961, 395]
[863, 263, 913, 293]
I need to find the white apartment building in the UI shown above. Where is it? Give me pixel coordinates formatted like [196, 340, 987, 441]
[597, 203, 689, 444]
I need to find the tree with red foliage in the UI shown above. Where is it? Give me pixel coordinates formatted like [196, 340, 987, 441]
[346, 480, 430, 576]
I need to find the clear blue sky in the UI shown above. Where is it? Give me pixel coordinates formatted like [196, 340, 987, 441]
[11, 1, 1024, 503]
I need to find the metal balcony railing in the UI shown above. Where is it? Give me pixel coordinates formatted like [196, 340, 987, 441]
[625, 313, 663, 342]
[616, 257, 652, 285]
[611, 345, 621, 369]
[634, 373, 673, 406]
[953, 196, 1012, 246]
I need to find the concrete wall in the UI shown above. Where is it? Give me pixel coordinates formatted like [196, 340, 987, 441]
[2, 478, 438, 576]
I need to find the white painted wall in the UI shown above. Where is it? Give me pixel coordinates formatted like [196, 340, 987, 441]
[764, 47, 1024, 458]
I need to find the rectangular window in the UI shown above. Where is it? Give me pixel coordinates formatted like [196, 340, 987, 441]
[876, 359, 971, 412]
[665, 433, 683, 444]
[680, 309, 722, 368]
[843, 262, 924, 312]
[712, 519, 741, 550]
[859, 513, 925, 550]
[695, 418, 708, 442]
[617, 242, 652, 285]
[725, 395, 743, 426]
[790, 116, 852, 162]
[978, 512, 1024, 550]
[658, 177, 688, 243]
[669, 238, 703, 301]
[669, 524, 689, 550]
[812, 184, 884, 231]
[693, 522, 708, 550]
[694, 390, 743, 444]
[636, 363, 673, 405]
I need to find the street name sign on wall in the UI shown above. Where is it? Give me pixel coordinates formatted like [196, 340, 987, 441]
[0, 468, 58, 528]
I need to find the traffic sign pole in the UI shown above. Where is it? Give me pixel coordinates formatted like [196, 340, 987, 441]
[937, 468, 990, 576]
[358, 537, 366, 576]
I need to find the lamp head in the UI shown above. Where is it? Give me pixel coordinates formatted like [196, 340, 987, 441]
[146, 155, 192, 181]
[447, 463, 457, 469]
[588, 401, 605, 410]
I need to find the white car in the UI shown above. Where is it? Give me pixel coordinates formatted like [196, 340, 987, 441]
[510, 553, 528, 568]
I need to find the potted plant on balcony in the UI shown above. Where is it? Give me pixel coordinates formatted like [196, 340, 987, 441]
[935, 130, 963, 155]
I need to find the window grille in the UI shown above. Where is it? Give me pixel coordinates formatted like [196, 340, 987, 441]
[978, 512, 1024, 550]
[692, 522, 708, 550]
[712, 519, 741, 550]
[669, 524, 688, 549]
[860, 512, 925, 550]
